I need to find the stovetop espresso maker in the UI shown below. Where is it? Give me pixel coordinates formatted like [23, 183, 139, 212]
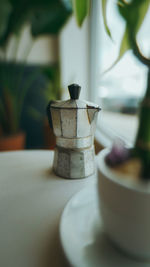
[47, 84, 101, 179]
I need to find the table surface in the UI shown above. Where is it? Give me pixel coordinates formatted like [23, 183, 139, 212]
[0, 150, 96, 267]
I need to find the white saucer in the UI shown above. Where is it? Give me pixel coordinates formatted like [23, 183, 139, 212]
[60, 184, 150, 267]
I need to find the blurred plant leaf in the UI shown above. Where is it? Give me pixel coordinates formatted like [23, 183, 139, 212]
[28, 106, 43, 121]
[103, 0, 150, 73]
[103, 27, 130, 75]
[17, 68, 41, 123]
[117, 27, 131, 60]
[134, 0, 149, 35]
[101, 0, 112, 39]
[62, 0, 72, 11]
[0, 0, 72, 47]
[28, 64, 61, 122]
[118, 0, 150, 42]
[42, 64, 61, 101]
[73, 0, 90, 26]
[0, 98, 6, 133]
[0, 0, 12, 39]
[0, 0, 31, 46]
[31, 2, 71, 36]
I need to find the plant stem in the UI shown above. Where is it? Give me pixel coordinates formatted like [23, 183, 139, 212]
[133, 42, 150, 67]
[135, 68, 150, 178]
[128, 30, 150, 178]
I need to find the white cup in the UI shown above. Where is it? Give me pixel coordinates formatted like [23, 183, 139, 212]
[97, 148, 150, 260]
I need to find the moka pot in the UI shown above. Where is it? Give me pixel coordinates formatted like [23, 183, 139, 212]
[47, 84, 101, 179]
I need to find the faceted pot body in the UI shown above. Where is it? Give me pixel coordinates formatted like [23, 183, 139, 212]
[49, 103, 100, 178]
[50, 107, 98, 140]
[53, 145, 95, 179]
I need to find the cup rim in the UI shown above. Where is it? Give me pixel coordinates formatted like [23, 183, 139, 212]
[97, 148, 150, 194]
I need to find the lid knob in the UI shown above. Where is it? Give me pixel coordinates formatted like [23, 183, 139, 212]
[68, 83, 81, 100]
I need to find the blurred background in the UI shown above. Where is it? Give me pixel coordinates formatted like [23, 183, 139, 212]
[0, 0, 72, 150]
[0, 0, 149, 151]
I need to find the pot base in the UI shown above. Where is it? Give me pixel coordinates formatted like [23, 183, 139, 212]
[53, 145, 95, 179]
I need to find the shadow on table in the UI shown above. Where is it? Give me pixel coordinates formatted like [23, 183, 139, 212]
[42, 167, 65, 181]
[37, 224, 70, 267]
[43, 167, 76, 181]
[43, 167, 56, 179]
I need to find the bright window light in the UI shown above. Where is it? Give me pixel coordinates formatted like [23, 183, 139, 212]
[91, 0, 150, 146]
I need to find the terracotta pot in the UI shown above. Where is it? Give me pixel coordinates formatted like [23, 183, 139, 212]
[0, 132, 26, 151]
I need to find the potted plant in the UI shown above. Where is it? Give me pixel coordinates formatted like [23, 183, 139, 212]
[0, 62, 40, 150]
[29, 65, 61, 149]
[0, 0, 72, 151]
[73, 0, 150, 260]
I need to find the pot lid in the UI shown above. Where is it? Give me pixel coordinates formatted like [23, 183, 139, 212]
[50, 84, 100, 109]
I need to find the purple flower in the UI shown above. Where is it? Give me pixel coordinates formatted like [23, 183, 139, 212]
[105, 139, 130, 167]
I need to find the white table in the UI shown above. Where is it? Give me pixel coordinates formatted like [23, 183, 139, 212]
[0, 150, 96, 267]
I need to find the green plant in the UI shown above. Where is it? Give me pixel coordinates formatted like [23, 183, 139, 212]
[0, 62, 41, 135]
[73, 0, 150, 178]
[0, 0, 72, 136]
[0, 0, 72, 48]
[28, 64, 61, 121]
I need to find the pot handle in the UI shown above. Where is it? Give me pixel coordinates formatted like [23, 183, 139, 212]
[46, 101, 54, 129]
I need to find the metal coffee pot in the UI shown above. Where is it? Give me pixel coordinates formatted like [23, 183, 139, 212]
[47, 83, 101, 179]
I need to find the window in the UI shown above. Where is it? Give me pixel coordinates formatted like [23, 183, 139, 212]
[90, 0, 150, 147]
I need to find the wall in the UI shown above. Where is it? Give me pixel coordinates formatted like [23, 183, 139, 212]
[6, 18, 90, 101]
[6, 24, 58, 65]
[59, 16, 90, 100]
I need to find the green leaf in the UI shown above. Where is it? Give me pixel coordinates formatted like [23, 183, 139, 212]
[102, 27, 131, 74]
[0, 0, 12, 39]
[118, 27, 131, 60]
[118, 0, 150, 39]
[101, 0, 112, 39]
[17, 68, 41, 117]
[0, 0, 72, 47]
[104, 0, 150, 73]
[134, 0, 149, 35]
[31, 2, 71, 36]
[0, 98, 6, 126]
[28, 107, 43, 121]
[73, 0, 90, 26]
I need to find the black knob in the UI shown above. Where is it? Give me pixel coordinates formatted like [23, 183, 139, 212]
[68, 84, 81, 100]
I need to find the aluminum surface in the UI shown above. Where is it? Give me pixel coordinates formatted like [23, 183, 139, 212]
[53, 146, 95, 179]
[47, 84, 101, 179]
